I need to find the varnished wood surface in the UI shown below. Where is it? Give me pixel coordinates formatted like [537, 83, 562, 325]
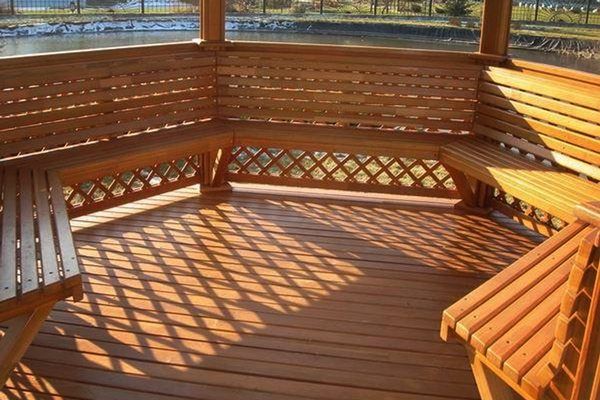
[0, 168, 81, 321]
[1, 184, 543, 400]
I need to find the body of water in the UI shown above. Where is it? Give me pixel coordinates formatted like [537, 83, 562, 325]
[0, 30, 598, 73]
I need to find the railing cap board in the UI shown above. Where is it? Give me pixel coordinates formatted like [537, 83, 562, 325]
[504, 58, 600, 87]
[0, 41, 213, 71]
[223, 40, 497, 64]
[574, 202, 600, 227]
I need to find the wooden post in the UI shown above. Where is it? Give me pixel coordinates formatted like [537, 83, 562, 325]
[479, 0, 512, 57]
[200, 0, 226, 43]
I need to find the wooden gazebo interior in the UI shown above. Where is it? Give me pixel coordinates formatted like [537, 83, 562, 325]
[0, 1, 598, 399]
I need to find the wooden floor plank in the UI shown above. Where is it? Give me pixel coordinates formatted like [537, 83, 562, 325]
[1, 184, 544, 400]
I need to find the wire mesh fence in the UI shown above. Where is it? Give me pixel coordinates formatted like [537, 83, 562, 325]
[0, 0, 598, 25]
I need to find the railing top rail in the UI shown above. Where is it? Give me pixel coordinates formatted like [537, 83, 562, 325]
[0, 41, 209, 70]
[224, 40, 505, 63]
[504, 57, 600, 86]
[575, 202, 600, 228]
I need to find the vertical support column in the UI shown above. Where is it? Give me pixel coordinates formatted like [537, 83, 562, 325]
[262, 0, 266, 13]
[479, 0, 512, 56]
[585, 0, 592, 25]
[141, 0, 145, 13]
[428, 0, 432, 16]
[200, 0, 226, 42]
[533, 0, 540, 21]
[319, 0, 323, 14]
[10, 0, 15, 15]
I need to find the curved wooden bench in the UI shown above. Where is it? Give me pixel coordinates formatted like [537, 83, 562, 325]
[441, 203, 600, 400]
[440, 137, 600, 223]
[229, 120, 461, 160]
[0, 167, 83, 386]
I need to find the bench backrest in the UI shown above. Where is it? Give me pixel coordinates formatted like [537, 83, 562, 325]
[546, 203, 600, 399]
[474, 60, 600, 181]
[217, 42, 482, 134]
[0, 43, 217, 161]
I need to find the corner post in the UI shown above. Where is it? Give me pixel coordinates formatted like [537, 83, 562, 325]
[200, 0, 226, 43]
[479, 0, 512, 57]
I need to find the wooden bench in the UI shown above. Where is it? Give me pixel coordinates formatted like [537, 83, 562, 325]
[440, 137, 600, 223]
[4, 120, 235, 211]
[0, 167, 83, 386]
[441, 202, 599, 400]
[229, 120, 460, 160]
[0, 120, 233, 386]
[438, 63, 600, 226]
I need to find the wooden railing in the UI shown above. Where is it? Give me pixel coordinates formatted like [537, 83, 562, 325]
[217, 42, 481, 132]
[218, 43, 495, 198]
[0, 41, 598, 224]
[0, 42, 217, 159]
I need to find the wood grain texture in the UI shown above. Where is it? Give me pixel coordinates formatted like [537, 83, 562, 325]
[1, 184, 544, 400]
[0, 168, 82, 321]
[0, 44, 217, 159]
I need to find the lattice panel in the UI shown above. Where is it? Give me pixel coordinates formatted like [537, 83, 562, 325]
[492, 189, 566, 234]
[64, 155, 205, 216]
[229, 146, 456, 196]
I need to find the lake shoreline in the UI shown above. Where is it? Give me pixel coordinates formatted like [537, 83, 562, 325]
[0, 15, 598, 58]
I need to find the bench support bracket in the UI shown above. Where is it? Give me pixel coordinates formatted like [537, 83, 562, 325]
[201, 147, 233, 193]
[469, 351, 519, 400]
[0, 302, 54, 387]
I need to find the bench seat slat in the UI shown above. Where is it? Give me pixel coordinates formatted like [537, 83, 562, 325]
[445, 140, 598, 204]
[18, 168, 39, 295]
[441, 221, 586, 337]
[486, 285, 564, 368]
[48, 171, 79, 281]
[469, 257, 573, 355]
[32, 169, 60, 288]
[453, 231, 586, 342]
[441, 138, 600, 222]
[441, 153, 577, 219]
[503, 316, 558, 387]
[0, 169, 17, 304]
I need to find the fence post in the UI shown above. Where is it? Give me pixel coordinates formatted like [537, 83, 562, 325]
[373, 0, 377, 15]
[10, 0, 14, 15]
[319, 0, 323, 14]
[585, 0, 592, 24]
[141, 0, 145, 13]
[77, 0, 81, 14]
[533, 0, 540, 21]
[428, 0, 432, 16]
[262, 0, 266, 13]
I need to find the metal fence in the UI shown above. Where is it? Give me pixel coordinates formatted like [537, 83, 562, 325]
[0, 0, 598, 25]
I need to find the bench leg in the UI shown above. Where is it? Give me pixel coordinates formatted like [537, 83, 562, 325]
[445, 165, 477, 208]
[0, 303, 54, 388]
[201, 147, 233, 193]
[468, 351, 519, 400]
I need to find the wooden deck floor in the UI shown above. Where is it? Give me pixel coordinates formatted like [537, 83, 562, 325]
[1, 185, 544, 400]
